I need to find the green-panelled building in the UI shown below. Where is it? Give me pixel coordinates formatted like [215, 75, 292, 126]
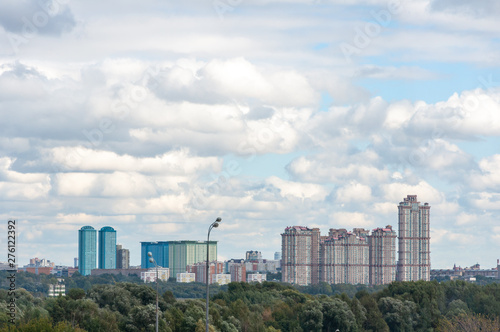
[141, 240, 217, 278]
[78, 226, 97, 276]
[98, 226, 116, 269]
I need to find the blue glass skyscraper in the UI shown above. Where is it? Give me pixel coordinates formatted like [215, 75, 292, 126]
[99, 226, 117, 269]
[78, 226, 97, 276]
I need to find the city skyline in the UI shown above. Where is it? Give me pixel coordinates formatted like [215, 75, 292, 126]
[1, 1, 500, 269]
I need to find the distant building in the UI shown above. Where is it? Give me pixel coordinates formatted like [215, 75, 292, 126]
[116, 244, 130, 269]
[248, 273, 266, 283]
[321, 228, 369, 285]
[245, 260, 280, 274]
[214, 274, 231, 285]
[141, 268, 169, 283]
[141, 241, 217, 278]
[74, 258, 78, 269]
[28, 258, 54, 267]
[61, 268, 78, 277]
[368, 226, 397, 285]
[227, 260, 246, 282]
[78, 226, 97, 276]
[396, 195, 431, 281]
[99, 226, 116, 269]
[274, 252, 281, 261]
[177, 273, 195, 283]
[48, 283, 65, 297]
[225, 259, 244, 274]
[20, 267, 53, 275]
[281, 226, 320, 285]
[246, 251, 262, 261]
[281, 223, 407, 285]
[431, 263, 499, 281]
[186, 261, 224, 284]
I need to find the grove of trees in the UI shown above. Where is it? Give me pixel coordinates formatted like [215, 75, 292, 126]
[1, 271, 500, 331]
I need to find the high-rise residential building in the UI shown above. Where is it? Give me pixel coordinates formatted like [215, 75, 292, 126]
[282, 225, 405, 286]
[141, 241, 169, 269]
[116, 244, 130, 269]
[281, 226, 320, 285]
[141, 240, 217, 278]
[230, 262, 246, 282]
[396, 195, 431, 281]
[78, 226, 97, 276]
[98, 226, 117, 269]
[321, 228, 369, 285]
[368, 226, 397, 285]
[274, 252, 281, 260]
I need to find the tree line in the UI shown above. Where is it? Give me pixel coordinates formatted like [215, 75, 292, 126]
[1, 271, 500, 331]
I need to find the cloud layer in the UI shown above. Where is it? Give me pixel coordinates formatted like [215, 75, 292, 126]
[0, 0, 499, 269]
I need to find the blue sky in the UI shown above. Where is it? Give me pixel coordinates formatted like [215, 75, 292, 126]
[0, 0, 500, 270]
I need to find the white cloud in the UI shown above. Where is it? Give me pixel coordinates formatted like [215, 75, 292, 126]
[266, 176, 328, 201]
[336, 181, 372, 203]
[329, 212, 374, 228]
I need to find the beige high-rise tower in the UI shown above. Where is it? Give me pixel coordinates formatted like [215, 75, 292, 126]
[281, 226, 320, 285]
[396, 195, 431, 281]
[368, 226, 397, 285]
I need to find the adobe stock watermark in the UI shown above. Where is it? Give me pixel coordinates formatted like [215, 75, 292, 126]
[387, 74, 498, 169]
[7, 0, 71, 54]
[185, 104, 288, 221]
[340, 0, 405, 64]
[213, 0, 243, 20]
[61, 65, 166, 171]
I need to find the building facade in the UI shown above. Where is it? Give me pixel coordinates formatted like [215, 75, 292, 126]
[281, 199, 427, 286]
[230, 262, 246, 282]
[141, 268, 170, 283]
[98, 226, 117, 269]
[186, 261, 224, 284]
[214, 274, 231, 285]
[281, 226, 320, 285]
[248, 273, 267, 283]
[48, 284, 66, 297]
[368, 226, 397, 285]
[177, 273, 195, 283]
[321, 229, 370, 285]
[396, 195, 431, 281]
[116, 244, 130, 269]
[246, 251, 262, 261]
[78, 226, 97, 276]
[141, 240, 217, 278]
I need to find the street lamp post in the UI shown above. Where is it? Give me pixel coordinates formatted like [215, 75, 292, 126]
[206, 217, 221, 332]
[148, 252, 159, 332]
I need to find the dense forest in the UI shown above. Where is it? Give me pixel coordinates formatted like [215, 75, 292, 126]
[1, 271, 500, 331]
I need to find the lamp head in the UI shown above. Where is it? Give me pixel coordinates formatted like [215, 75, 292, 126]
[149, 258, 154, 263]
[213, 223, 219, 228]
[147, 252, 152, 257]
[215, 217, 221, 223]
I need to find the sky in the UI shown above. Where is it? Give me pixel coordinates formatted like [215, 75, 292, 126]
[0, 0, 500, 270]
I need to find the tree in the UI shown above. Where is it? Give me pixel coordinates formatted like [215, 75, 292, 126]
[438, 313, 500, 332]
[321, 297, 358, 332]
[378, 297, 418, 332]
[67, 288, 86, 300]
[299, 300, 323, 331]
[359, 293, 389, 332]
